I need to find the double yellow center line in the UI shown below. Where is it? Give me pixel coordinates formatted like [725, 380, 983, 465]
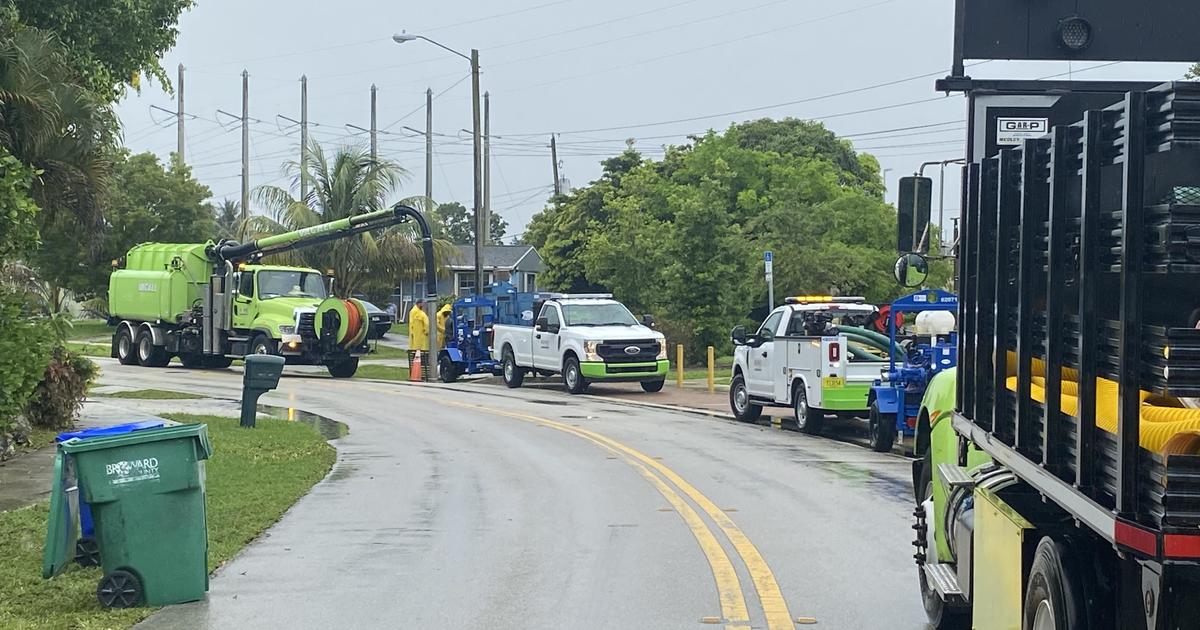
[420, 394, 795, 630]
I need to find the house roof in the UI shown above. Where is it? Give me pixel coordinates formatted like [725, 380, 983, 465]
[448, 245, 539, 270]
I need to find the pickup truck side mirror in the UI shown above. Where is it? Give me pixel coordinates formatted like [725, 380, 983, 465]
[535, 317, 548, 332]
[642, 314, 656, 328]
[731, 325, 747, 345]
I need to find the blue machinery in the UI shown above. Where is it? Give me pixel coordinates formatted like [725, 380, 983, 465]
[866, 289, 959, 452]
[437, 283, 557, 382]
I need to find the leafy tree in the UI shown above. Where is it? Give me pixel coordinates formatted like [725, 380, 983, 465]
[7, 0, 195, 100]
[252, 141, 448, 298]
[430, 201, 508, 243]
[0, 148, 39, 260]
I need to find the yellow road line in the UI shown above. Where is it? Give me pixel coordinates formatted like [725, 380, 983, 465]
[412, 393, 793, 630]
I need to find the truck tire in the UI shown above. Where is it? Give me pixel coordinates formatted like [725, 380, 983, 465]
[327, 357, 358, 378]
[250, 334, 276, 356]
[562, 355, 589, 394]
[439, 354, 459, 383]
[869, 402, 897, 453]
[640, 379, 665, 393]
[794, 385, 823, 434]
[1024, 537, 1088, 630]
[115, 328, 137, 365]
[729, 374, 763, 423]
[135, 330, 169, 367]
[502, 349, 524, 388]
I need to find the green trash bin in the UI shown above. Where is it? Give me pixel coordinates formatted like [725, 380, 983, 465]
[45, 424, 212, 608]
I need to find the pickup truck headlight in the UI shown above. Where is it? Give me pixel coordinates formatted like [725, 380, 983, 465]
[657, 339, 668, 360]
[278, 325, 296, 335]
[584, 340, 601, 362]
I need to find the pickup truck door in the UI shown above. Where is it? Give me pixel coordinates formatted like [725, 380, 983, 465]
[746, 311, 784, 397]
[532, 304, 562, 371]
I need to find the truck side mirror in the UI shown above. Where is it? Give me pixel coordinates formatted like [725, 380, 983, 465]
[535, 317, 548, 331]
[731, 325, 747, 345]
[898, 176, 933, 254]
[894, 253, 930, 288]
[642, 314, 656, 328]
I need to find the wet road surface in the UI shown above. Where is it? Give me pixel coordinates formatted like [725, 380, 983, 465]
[93, 361, 928, 630]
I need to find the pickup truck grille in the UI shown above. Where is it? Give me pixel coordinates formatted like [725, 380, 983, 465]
[298, 312, 316, 338]
[598, 339, 660, 363]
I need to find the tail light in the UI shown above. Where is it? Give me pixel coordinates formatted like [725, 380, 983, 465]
[828, 342, 841, 363]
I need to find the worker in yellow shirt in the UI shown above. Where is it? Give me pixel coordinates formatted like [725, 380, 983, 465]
[408, 299, 430, 352]
[436, 302, 453, 348]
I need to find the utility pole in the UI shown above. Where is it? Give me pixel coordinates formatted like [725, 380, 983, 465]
[550, 134, 561, 196]
[483, 91, 491, 246]
[300, 75, 308, 201]
[176, 64, 185, 165]
[241, 70, 250, 233]
[370, 84, 378, 162]
[470, 48, 483, 293]
[425, 88, 433, 206]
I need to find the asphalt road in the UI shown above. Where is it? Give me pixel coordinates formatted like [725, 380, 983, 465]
[95, 360, 928, 630]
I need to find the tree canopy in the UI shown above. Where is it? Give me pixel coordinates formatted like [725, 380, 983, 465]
[430, 201, 508, 244]
[524, 118, 948, 357]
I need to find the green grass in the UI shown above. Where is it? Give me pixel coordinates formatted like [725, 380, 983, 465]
[67, 320, 114, 341]
[678, 369, 732, 385]
[64, 341, 109, 359]
[352, 364, 410, 381]
[366, 344, 408, 360]
[392, 323, 408, 337]
[102, 389, 205, 400]
[0, 414, 335, 629]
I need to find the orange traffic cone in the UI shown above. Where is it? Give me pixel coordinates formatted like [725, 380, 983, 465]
[410, 351, 422, 382]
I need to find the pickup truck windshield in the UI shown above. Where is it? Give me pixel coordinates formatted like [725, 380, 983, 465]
[562, 303, 638, 326]
[258, 271, 327, 300]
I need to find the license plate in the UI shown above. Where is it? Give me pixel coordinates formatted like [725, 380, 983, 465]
[822, 376, 845, 389]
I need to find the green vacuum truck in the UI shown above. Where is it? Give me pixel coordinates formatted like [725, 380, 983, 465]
[108, 206, 431, 378]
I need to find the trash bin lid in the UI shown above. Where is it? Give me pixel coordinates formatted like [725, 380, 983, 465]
[60, 423, 211, 461]
[42, 450, 78, 579]
[56, 420, 166, 442]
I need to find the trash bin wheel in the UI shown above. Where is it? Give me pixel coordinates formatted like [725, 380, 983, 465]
[97, 569, 144, 608]
[75, 537, 100, 567]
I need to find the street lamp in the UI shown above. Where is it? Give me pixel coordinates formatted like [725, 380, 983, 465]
[394, 32, 485, 297]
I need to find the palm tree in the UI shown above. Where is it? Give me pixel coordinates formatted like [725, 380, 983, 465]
[252, 141, 450, 298]
[214, 198, 241, 239]
[0, 25, 117, 231]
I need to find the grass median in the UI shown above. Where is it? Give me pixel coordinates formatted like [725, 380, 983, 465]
[352, 364, 410, 381]
[102, 389, 205, 400]
[0, 414, 336, 629]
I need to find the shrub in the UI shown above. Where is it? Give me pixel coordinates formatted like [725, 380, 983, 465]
[0, 295, 54, 432]
[23, 347, 97, 430]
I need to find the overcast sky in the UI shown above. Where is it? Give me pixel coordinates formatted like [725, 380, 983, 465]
[116, 0, 1189, 242]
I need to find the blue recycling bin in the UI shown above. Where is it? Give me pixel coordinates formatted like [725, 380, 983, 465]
[56, 420, 166, 566]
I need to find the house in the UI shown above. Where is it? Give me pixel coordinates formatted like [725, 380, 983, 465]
[395, 244, 545, 311]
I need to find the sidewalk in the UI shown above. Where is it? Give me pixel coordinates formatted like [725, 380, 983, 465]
[0, 398, 169, 512]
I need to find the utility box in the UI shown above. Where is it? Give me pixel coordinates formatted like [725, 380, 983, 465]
[241, 354, 285, 427]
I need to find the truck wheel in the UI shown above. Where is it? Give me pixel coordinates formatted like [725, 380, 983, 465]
[135, 330, 169, 367]
[562, 355, 588, 394]
[640, 379, 665, 393]
[327, 357, 358, 378]
[115, 328, 137, 365]
[438, 354, 459, 383]
[869, 402, 897, 453]
[1024, 537, 1087, 630]
[502, 349, 524, 388]
[794, 386, 823, 434]
[729, 374, 763, 423]
[250, 334, 276, 356]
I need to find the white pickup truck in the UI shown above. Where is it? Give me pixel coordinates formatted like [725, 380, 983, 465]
[728, 296, 885, 434]
[492, 295, 668, 394]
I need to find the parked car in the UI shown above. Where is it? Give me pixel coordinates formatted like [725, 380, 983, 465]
[359, 300, 392, 340]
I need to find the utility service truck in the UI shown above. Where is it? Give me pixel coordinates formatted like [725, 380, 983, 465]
[728, 296, 887, 433]
[492, 294, 668, 394]
[108, 206, 434, 378]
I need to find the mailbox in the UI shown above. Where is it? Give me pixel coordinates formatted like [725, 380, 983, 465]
[241, 354, 285, 428]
